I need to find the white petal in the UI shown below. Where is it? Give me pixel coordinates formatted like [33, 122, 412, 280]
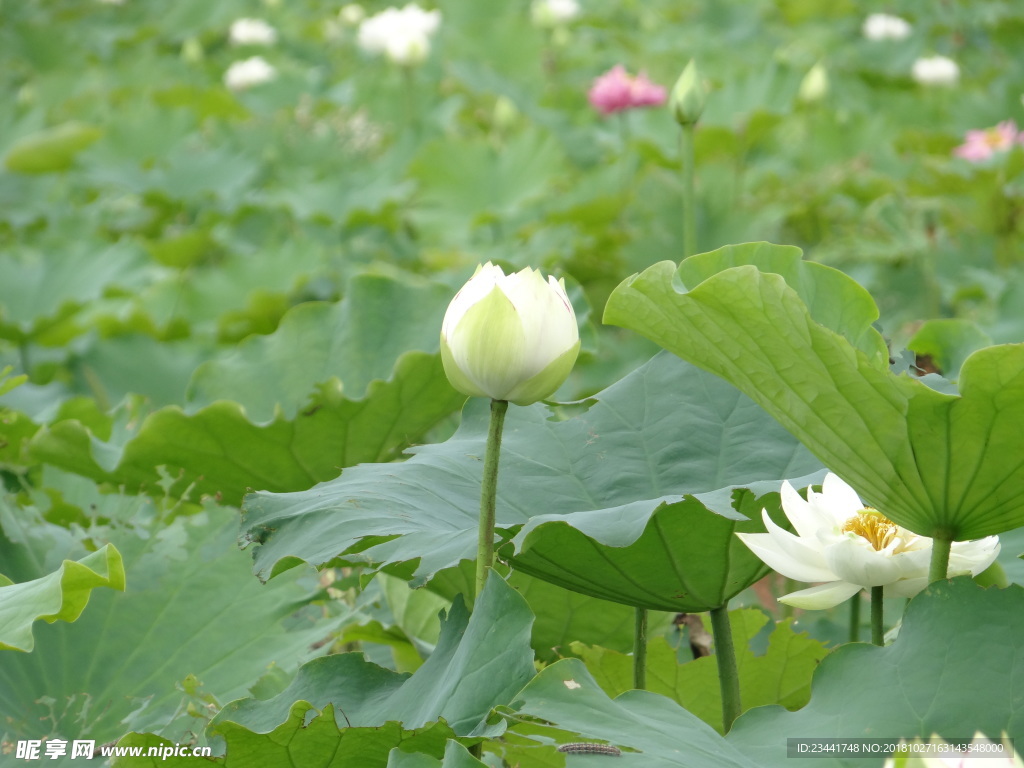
[735, 511, 836, 583]
[499, 268, 577, 377]
[441, 263, 502, 338]
[948, 536, 1001, 576]
[779, 581, 862, 610]
[824, 536, 905, 587]
[814, 472, 865, 520]
[781, 480, 834, 540]
[886, 576, 930, 599]
[892, 546, 932, 580]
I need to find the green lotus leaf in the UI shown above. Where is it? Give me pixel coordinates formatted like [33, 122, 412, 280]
[506, 658, 758, 767]
[211, 573, 535, 740]
[605, 242, 1024, 540]
[242, 352, 823, 615]
[28, 273, 465, 504]
[573, 608, 829, 734]
[0, 542, 124, 652]
[727, 579, 1024, 767]
[0, 498, 337, 744]
[114, 711, 455, 768]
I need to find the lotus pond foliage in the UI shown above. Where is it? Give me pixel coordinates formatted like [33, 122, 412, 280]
[1, 0, 1024, 766]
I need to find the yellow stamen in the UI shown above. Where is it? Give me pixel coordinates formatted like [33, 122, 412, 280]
[841, 507, 898, 551]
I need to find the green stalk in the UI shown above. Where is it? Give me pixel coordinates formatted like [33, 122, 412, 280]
[402, 64, 419, 137]
[709, 603, 741, 733]
[848, 590, 861, 643]
[780, 577, 797, 620]
[870, 586, 884, 646]
[474, 398, 509, 601]
[633, 607, 648, 690]
[929, 534, 953, 584]
[680, 123, 697, 258]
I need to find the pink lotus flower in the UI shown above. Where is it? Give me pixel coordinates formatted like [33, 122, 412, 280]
[588, 65, 667, 116]
[954, 120, 1022, 162]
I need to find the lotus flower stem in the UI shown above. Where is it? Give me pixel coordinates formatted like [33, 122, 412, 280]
[780, 577, 797, 619]
[475, 398, 509, 601]
[633, 607, 648, 690]
[870, 586, 884, 646]
[848, 590, 861, 642]
[709, 603, 741, 732]
[680, 123, 697, 257]
[402, 65, 419, 136]
[928, 535, 953, 584]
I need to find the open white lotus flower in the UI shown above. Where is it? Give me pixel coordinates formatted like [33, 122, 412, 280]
[440, 263, 580, 406]
[357, 4, 441, 66]
[736, 473, 1000, 609]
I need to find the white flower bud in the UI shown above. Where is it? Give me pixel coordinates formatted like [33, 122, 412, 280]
[912, 55, 959, 86]
[862, 13, 912, 41]
[441, 263, 580, 405]
[223, 57, 277, 91]
[229, 18, 278, 46]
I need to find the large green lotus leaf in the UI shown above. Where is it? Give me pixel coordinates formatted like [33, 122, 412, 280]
[29, 274, 465, 504]
[506, 490, 793, 612]
[726, 579, 1024, 767]
[242, 352, 823, 591]
[29, 354, 461, 506]
[114, 711, 454, 768]
[0, 500, 337, 744]
[0, 542, 124, 652]
[506, 658, 758, 768]
[186, 273, 454, 420]
[386, 741, 487, 768]
[604, 242, 1024, 540]
[71, 334, 213, 409]
[0, 240, 146, 340]
[212, 573, 535, 739]
[573, 609, 829, 734]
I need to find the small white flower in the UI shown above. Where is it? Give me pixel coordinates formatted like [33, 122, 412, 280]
[441, 263, 580, 405]
[339, 3, 366, 26]
[735, 473, 999, 610]
[229, 18, 278, 46]
[531, 0, 580, 27]
[912, 55, 960, 86]
[357, 4, 441, 65]
[223, 56, 277, 91]
[862, 13, 912, 41]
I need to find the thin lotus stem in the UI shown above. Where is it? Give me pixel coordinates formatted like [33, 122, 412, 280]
[929, 535, 953, 584]
[709, 603, 741, 733]
[848, 590, 861, 643]
[19, 341, 30, 378]
[780, 577, 797, 620]
[402, 64, 419, 136]
[870, 586, 884, 646]
[633, 607, 648, 690]
[680, 122, 697, 258]
[474, 398, 509, 602]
